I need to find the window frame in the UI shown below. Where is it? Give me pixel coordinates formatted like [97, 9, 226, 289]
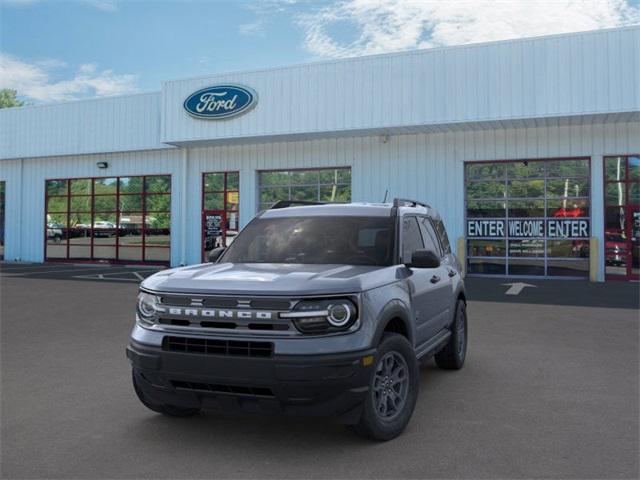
[256, 167, 351, 211]
[400, 215, 426, 264]
[464, 157, 592, 278]
[44, 174, 171, 265]
[603, 154, 640, 281]
[0, 181, 4, 260]
[201, 171, 240, 260]
[418, 216, 443, 258]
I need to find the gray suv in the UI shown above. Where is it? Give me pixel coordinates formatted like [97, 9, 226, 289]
[127, 199, 467, 440]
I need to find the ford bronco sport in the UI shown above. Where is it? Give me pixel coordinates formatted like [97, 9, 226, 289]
[127, 199, 467, 440]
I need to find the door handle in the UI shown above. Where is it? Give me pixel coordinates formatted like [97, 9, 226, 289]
[448, 269, 457, 278]
[430, 275, 441, 284]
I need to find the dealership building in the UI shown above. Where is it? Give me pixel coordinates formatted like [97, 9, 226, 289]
[0, 26, 638, 281]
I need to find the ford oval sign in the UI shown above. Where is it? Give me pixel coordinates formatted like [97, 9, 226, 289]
[183, 85, 257, 120]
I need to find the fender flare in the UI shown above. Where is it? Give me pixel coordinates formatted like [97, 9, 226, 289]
[372, 299, 413, 347]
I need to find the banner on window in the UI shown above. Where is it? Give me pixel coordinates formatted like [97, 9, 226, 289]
[467, 219, 589, 238]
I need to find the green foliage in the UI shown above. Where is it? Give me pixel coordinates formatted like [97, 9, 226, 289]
[0, 89, 24, 109]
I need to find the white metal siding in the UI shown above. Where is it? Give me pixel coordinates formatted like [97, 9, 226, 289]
[0, 92, 168, 160]
[0, 149, 183, 264]
[182, 121, 639, 278]
[2, 119, 638, 280]
[162, 27, 639, 145]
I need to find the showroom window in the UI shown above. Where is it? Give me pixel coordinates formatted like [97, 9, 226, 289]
[257, 167, 351, 211]
[603, 155, 639, 280]
[45, 175, 171, 264]
[0, 181, 4, 260]
[465, 158, 591, 277]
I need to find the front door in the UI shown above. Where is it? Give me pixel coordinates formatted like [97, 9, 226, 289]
[401, 216, 449, 346]
[604, 156, 639, 280]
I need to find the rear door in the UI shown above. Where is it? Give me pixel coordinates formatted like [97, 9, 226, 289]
[401, 216, 444, 346]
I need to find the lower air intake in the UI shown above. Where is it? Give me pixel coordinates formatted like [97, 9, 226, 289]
[162, 336, 273, 357]
[171, 380, 274, 397]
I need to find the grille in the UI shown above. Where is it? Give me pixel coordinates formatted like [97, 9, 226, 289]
[159, 295, 237, 308]
[158, 318, 290, 331]
[158, 295, 293, 310]
[162, 336, 273, 357]
[171, 380, 274, 397]
[249, 298, 292, 310]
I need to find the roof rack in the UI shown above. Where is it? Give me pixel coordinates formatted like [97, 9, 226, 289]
[270, 200, 328, 209]
[392, 198, 431, 209]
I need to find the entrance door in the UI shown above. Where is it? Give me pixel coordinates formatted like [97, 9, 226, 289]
[0, 181, 5, 260]
[604, 155, 639, 280]
[201, 172, 239, 261]
[631, 206, 639, 279]
[202, 210, 225, 260]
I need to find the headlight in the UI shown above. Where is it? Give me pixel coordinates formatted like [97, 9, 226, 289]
[136, 291, 160, 325]
[281, 298, 358, 334]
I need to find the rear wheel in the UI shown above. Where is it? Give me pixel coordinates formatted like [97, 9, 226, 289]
[352, 333, 419, 441]
[434, 300, 467, 370]
[132, 371, 200, 417]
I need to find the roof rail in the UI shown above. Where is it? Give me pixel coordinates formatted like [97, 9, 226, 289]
[392, 198, 431, 209]
[270, 200, 328, 209]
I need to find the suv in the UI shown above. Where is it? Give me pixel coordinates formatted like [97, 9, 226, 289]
[127, 199, 467, 440]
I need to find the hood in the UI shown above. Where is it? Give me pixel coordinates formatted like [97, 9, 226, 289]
[141, 262, 398, 296]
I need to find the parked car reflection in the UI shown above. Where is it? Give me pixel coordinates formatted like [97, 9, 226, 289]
[605, 231, 627, 266]
[46, 222, 64, 243]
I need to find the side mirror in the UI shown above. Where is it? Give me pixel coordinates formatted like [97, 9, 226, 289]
[207, 247, 226, 263]
[406, 249, 440, 269]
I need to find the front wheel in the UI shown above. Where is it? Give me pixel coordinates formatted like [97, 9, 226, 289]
[434, 300, 467, 370]
[352, 333, 419, 441]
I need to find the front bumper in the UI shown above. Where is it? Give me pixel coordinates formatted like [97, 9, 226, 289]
[127, 339, 376, 423]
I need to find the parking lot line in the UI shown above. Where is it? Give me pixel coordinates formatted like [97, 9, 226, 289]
[72, 274, 140, 282]
[71, 270, 156, 282]
[0, 266, 147, 276]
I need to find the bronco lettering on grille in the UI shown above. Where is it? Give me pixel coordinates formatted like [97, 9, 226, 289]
[155, 306, 273, 320]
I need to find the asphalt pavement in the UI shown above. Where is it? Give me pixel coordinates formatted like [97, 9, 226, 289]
[1, 263, 638, 479]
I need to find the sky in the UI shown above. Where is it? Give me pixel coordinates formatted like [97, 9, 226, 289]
[1, 0, 639, 104]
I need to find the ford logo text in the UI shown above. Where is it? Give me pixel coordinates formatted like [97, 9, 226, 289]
[183, 85, 257, 120]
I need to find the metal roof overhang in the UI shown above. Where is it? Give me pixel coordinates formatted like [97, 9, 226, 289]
[164, 111, 640, 149]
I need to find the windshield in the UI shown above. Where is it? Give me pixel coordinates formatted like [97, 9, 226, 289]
[221, 216, 395, 266]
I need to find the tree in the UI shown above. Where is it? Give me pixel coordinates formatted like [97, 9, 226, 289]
[0, 89, 25, 109]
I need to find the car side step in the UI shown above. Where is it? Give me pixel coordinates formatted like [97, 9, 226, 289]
[415, 330, 451, 360]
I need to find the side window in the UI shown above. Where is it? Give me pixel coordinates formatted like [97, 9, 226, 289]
[419, 217, 442, 257]
[402, 216, 424, 263]
[435, 219, 451, 254]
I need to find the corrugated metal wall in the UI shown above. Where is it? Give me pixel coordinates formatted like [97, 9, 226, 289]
[0, 149, 184, 265]
[0, 92, 168, 160]
[162, 27, 639, 144]
[2, 118, 638, 280]
[2, 27, 637, 160]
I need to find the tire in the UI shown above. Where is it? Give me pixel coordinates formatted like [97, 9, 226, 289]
[352, 333, 419, 441]
[434, 300, 467, 370]
[132, 371, 200, 418]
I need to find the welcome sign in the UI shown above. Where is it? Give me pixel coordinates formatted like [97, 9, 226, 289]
[467, 219, 590, 238]
[184, 85, 257, 120]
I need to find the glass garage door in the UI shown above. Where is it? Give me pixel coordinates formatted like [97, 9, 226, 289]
[604, 155, 639, 280]
[45, 175, 171, 264]
[465, 158, 591, 277]
[0, 181, 4, 260]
